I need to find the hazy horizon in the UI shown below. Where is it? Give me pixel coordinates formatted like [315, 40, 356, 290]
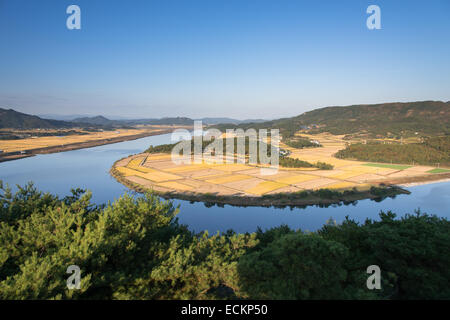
[2, 98, 447, 122]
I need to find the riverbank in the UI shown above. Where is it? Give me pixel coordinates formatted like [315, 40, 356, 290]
[392, 174, 450, 187]
[0, 128, 185, 163]
[1, 131, 449, 233]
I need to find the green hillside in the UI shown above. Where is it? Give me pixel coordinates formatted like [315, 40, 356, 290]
[213, 101, 450, 139]
[0, 108, 75, 129]
[335, 136, 450, 167]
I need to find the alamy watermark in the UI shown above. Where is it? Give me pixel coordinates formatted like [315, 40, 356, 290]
[170, 121, 280, 175]
[66, 5, 81, 30]
[366, 5, 381, 30]
[65, 5, 381, 31]
[66, 265, 81, 290]
[366, 265, 381, 290]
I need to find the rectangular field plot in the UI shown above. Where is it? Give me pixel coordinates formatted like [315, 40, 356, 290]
[294, 178, 338, 190]
[116, 167, 141, 177]
[118, 165, 181, 182]
[157, 181, 195, 191]
[127, 158, 147, 169]
[274, 174, 319, 185]
[328, 171, 365, 180]
[245, 181, 288, 195]
[212, 164, 254, 172]
[145, 154, 173, 161]
[164, 164, 212, 173]
[324, 181, 358, 190]
[205, 174, 252, 184]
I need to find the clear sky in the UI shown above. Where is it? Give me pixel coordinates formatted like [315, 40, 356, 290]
[1, 0, 449, 119]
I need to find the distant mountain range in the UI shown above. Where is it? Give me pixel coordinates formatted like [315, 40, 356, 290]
[0, 108, 268, 129]
[0, 108, 75, 129]
[196, 118, 267, 125]
[3, 101, 449, 137]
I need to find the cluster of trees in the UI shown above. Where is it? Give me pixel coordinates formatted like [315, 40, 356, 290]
[335, 136, 450, 166]
[284, 137, 322, 149]
[146, 138, 333, 169]
[279, 157, 333, 170]
[1, 182, 448, 299]
[259, 186, 403, 203]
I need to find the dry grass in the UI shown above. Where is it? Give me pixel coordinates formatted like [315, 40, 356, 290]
[0, 129, 154, 153]
[324, 181, 359, 190]
[205, 174, 252, 184]
[164, 164, 212, 173]
[112, 131, 445, 196]
[157, 181, 195, 191]
[274, 174, 318, 184]
[213, 163, 255, 172]
[245, 181, 288, 195]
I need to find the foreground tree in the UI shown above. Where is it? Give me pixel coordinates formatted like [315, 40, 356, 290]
[0, 181, 448, 299]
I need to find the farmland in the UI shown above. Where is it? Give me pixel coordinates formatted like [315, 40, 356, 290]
[111, 132, 449, 205]
[0, 126, 191, 162]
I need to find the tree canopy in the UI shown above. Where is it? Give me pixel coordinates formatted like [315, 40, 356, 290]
[0, 182, 448, 299]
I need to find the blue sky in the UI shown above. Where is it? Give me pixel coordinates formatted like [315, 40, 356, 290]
[0, 0, 449, 119]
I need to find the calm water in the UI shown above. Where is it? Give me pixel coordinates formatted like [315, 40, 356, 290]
[1, 133, 449, 233]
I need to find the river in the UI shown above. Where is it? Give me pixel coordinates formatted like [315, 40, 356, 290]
[1, 133, 449, 233]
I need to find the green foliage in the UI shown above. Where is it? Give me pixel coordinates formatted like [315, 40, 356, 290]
[278, 157, 334, 170]
[284, 137, 321, 149]
[213, 101, 450, 138]
[146, 143, 176, 154]
[315, 161, 334, 170]
[336, 136, 450, 166]
[238, 232, 354, 299]
[0, 182, 448, 300]
[319, 211, 450, 299]
[278, 157, 315, 168]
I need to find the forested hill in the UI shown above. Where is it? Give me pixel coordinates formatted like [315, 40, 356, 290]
[213, 101, 450, 138]
[0, 108, 74, 129]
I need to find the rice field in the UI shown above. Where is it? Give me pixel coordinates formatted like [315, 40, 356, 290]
[274, 174, 318, 185]
[205, 174, 252, 184]
[157, 181, 195, 191]
[112, 131, 446, 196]
[0, 129, 155, 153]
[325, 181, 358, 190]
[245, 181, 288, 195]
[120, 160, 183, 182]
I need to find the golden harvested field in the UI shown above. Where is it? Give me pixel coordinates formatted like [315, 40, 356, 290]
[112, 132, 445, 197]
[0, 128, 170, 153]
[157, 181, 195, 191]
[205, 174, 252, 184]
[274, 174, 318, 184]
[116, 163, 182, 182]
[245, 181, 288, 195]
